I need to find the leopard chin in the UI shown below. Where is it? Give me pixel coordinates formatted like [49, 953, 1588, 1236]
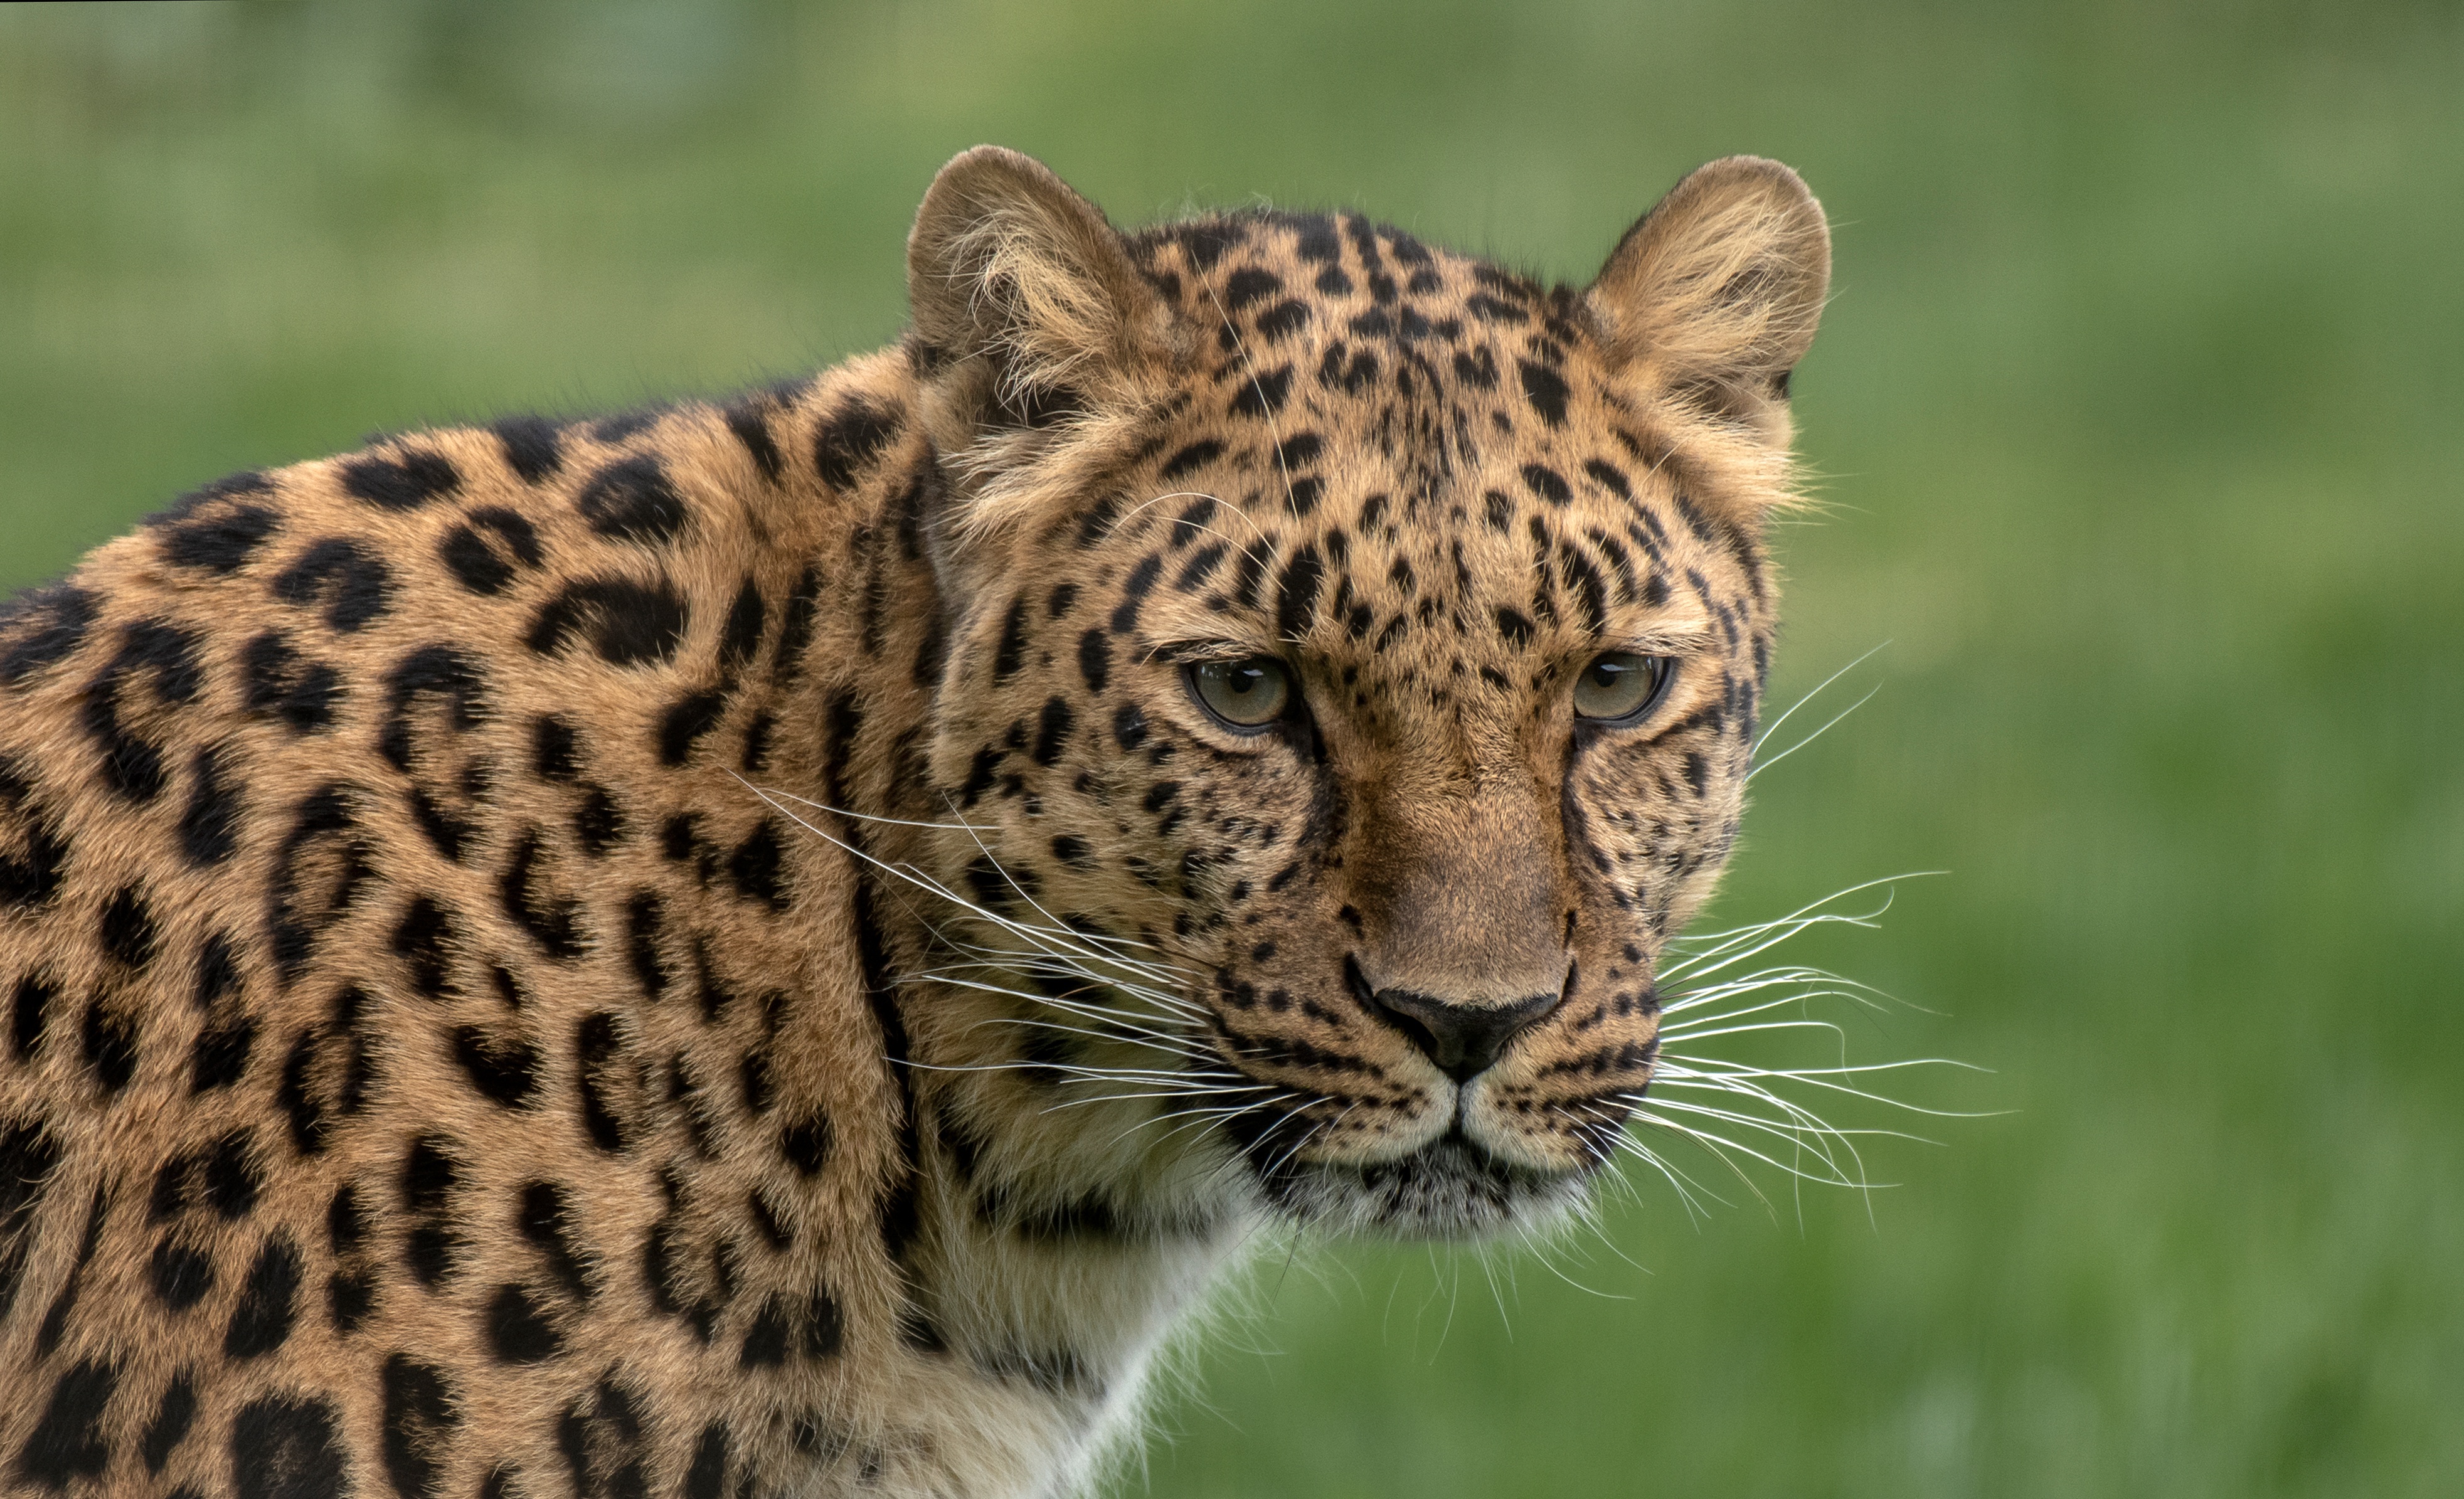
[1253, 1128, 1601, 1239]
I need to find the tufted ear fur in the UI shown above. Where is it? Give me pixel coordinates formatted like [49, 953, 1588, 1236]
[1586, 156, 1830, 441]
[906, 147, 1187, 536]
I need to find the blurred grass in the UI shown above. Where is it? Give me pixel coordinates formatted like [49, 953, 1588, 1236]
[4, 1, 2460, 1493]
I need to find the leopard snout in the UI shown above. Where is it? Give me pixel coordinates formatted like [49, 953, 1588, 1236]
[1345, 954, 1571, 1081]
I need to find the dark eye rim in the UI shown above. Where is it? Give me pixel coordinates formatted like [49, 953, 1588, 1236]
[1181, 655, 1298, 735]
[1573, 651, 1679, 728]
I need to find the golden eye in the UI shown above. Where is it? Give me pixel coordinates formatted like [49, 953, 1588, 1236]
[1186, 657, 1292, 731]
[1572, 652, 1674, 723]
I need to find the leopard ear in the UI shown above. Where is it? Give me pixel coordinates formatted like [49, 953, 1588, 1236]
[1586, 156, 1830, 435]
[906, 147, 1179, 452]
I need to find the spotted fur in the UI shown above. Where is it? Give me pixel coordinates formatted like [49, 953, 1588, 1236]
[0, 147, 1828, 1498]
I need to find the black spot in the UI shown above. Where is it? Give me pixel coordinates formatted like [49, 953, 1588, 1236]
[179, 746, 244, 867]
[684, 1424, 729, 1499]
[749, 1189, 791, 1249]
[16, 1359, 117, 1487]
[738, 1298, 792, 1368]
[1522, 463, 1573, 506]
[0, 585, 96, 686]
[780, 1113, 830, 1176]
[624, 892, 668, 1002]
[804, 1290, 844, 1359]
[1290, 215, 1340, 263]
[487, 1283, 563, 1364]
[240, 632, 343, 733]
[573, 786, 623, 855]
[328, 1182, 369, 1254]
[657, 689, 728, 766]
[1275, 543, 1325, 642]
[1231, 364, 1293, 418]
[378, 643, 488, 773]
[392, 897, 455, 1000]
[272, 537, 395, 631]
[1255, 300, 1310, 339]
[1284, 477, 1323, 517]
[403, 1134, 458, 1214]
[159, 492, 282, 575]
[1466, 292, 1528, 324]
[719, 578, 766, 674]
[28, 1187, 103, 1352]
[1223, 267, 1282, 311]
[0, 768, 65, 915]
[149, 1237, 216, 1310]
[770, 567, 820, 684]
[528, 577, 690, 667]
[728, 821, 787, 912]
[1159, 440, 1223, 482]
[576, 456, 689, 546]
[1519, 359, 1571, 426]
[265, 782, 373, 982]
[739, 712, 776, 775]
[738, 1047, 773, 1115]
[500, 829, 584, 960]
[1583, 458, 1632, 499]
[152, 1152, 193, 1221]
[1176, 221, 1242, 271]
[532, 715, 580, 781]
[343, 450, 461, 510]
[1273, 432, 1323, 470]
[100, 882, 158, 968]
[814, 398, 903, 490]
[190, 1012, 256, 1093]
[229, 1395, 347, 1499]
[722, 398, 786, 482]
[992, 596, 1029, 683]
[1109, 554, 1164, 635]
[84, 618, 206, 802]
[1031, 697, 1075, 766]
[381, 1355, 460, 1499]
[519, 1181, 598, 1302]
[223, 1234, 302, 1359]
[492, 417, 564, 484]
[82, 1000, 139, 1093]
[204, 1130, 262, 1218]
[440, 508, 546, 596]
[327, 1268, 377, 1332]
[1495, 606, 1536, 647]
[454, 1026, 543, 1108]
[1051, 835, 1091, 869]
[1066, 628, 1110, 695]
[577, 1012, 629, 1152]
[142, 1369, 199, 1474]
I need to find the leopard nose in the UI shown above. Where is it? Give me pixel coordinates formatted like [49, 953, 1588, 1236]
[1368, 986, 1563, 1082]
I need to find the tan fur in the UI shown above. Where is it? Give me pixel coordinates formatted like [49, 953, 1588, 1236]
[0, 147, 1826, 1498]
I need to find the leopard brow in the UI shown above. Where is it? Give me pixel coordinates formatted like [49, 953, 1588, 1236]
[1137, 637, 1278, 667]
[1599, 613, 1716, 655]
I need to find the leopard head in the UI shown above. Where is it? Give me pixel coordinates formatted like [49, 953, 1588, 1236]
[901, 147, 1828, 1236]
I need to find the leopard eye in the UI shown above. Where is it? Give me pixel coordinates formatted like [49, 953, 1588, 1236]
[1572, 652, 1674, 724]
[1185, 657, 1292, 731]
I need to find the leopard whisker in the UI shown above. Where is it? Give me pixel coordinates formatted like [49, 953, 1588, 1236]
[1750, 640, 1889, 757]
[1748, 682, 1881, 783]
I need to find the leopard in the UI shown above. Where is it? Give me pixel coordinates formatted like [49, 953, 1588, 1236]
[0, 146, 1830, 1499]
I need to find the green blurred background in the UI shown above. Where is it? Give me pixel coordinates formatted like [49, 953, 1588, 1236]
[4, 1, 2458, 1493]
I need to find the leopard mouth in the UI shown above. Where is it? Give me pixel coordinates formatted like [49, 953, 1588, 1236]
[1235, 1114, 1598, 1238]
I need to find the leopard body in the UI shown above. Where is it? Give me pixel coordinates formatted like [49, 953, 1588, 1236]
[0, 148, 1830, 1498]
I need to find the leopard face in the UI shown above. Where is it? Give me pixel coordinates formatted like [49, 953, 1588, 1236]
[904, 151, 1827, 1236]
